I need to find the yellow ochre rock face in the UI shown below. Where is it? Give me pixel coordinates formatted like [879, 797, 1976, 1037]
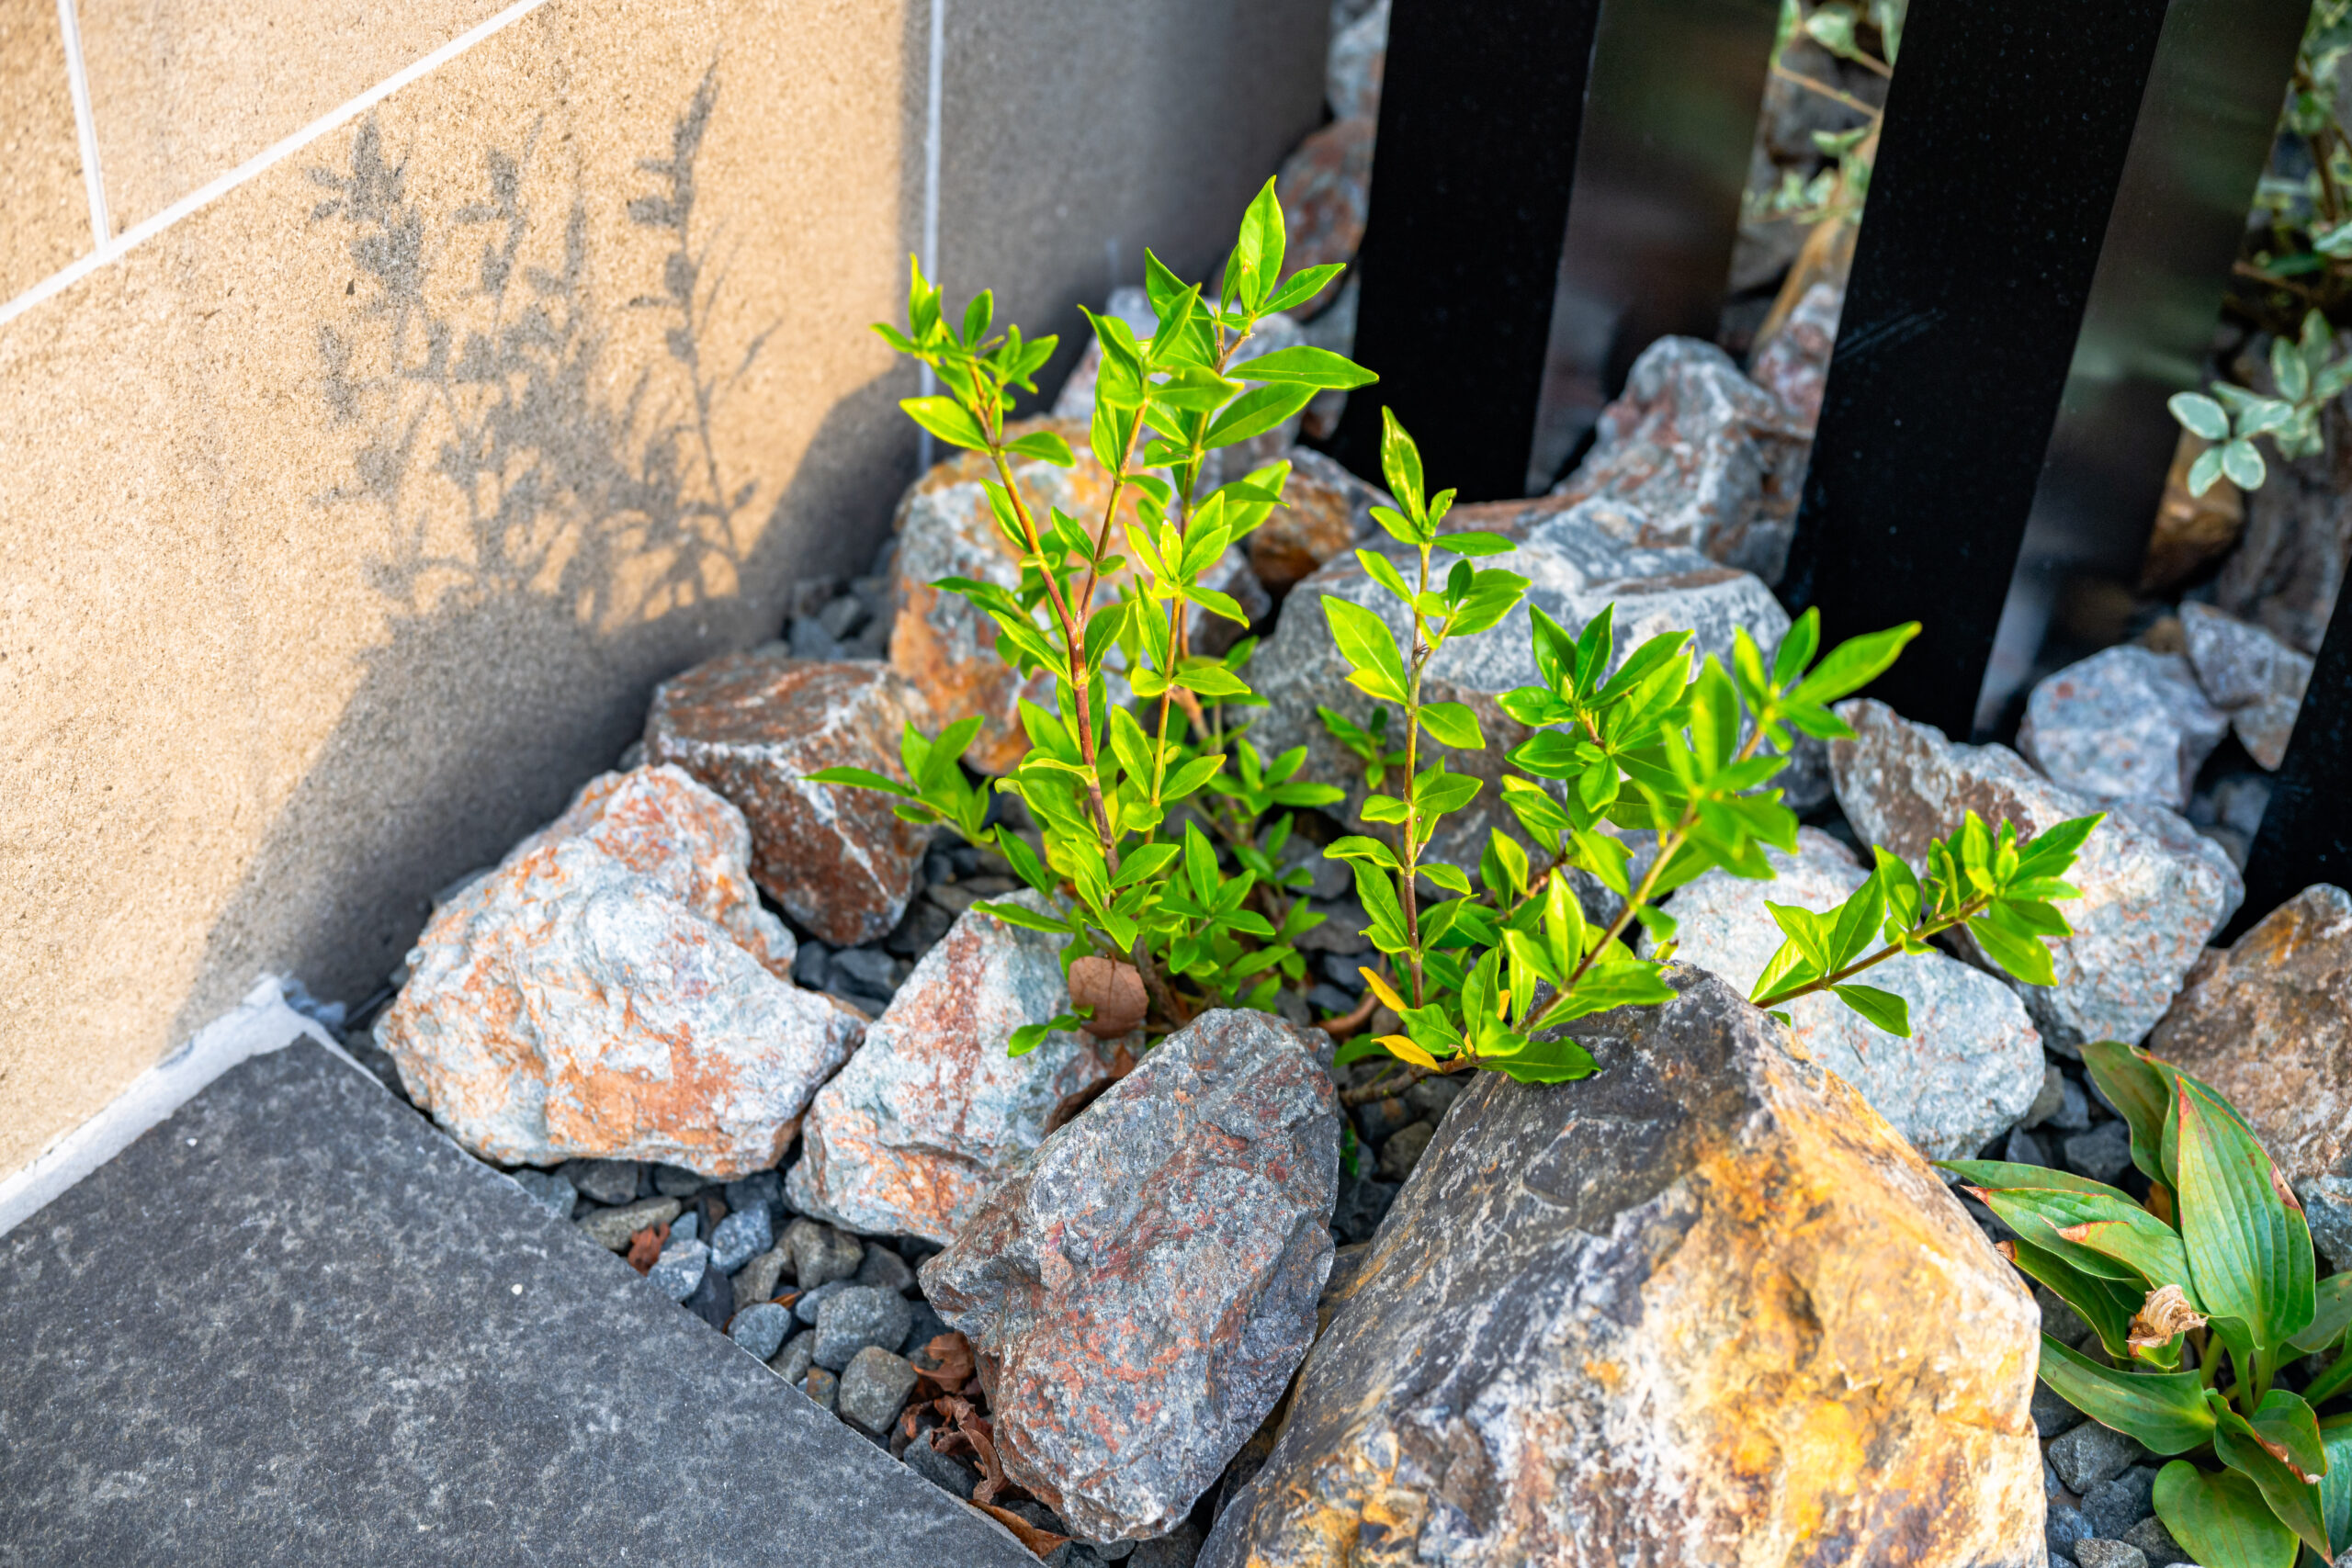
[1202, 967, 2043, 1568]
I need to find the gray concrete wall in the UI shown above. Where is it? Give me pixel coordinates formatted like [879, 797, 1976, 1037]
[0, 0, 1329, 1178]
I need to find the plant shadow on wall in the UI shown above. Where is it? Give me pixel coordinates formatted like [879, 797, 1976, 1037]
[167, 68, 912, 1043]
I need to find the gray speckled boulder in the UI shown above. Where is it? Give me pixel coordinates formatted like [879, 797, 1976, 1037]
[1250, 497, 1820, 874]
[786, 895, 1111, 1244]
[921, 1010, 1341, 1545]
[1200, 968, 2041, 1568]
[2181, 601, 2312, 771]
[1548, 335, 1811, 582]
[2017, 646, 2226, 810]
[1654, 828, 2044, 1157]
[1832, 698, 2241, 1054]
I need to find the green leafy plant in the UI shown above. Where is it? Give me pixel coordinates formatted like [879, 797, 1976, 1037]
[2236, 0, 2352, 327]
[1317, 412, 2100, 1082]
[1750, 0, 1899, 232]
[2170, 309, 2352, 497]
[1951, 1047, 2352, 1568]
[819, 180, 2098, 1077]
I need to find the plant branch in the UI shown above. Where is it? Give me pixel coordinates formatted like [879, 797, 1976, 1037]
[1770, 61, 1883, 120]
[1750, 894, 1993, 1010]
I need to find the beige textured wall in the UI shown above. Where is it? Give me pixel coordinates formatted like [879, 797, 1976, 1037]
[0, 0, 1329, 1179]
[0, 0, 89, 297]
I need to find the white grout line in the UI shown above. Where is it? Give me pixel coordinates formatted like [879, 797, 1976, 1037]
[53, 0, 109, 249]
[916, 0, 944, 470]
[0, 0, 553, 332]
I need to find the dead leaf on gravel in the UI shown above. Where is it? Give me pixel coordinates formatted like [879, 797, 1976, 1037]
[976, 1501, 1069, 1561]
[940, 1395, 1009, 1504]
[911, 1331, 974, 1394]
[625, 1221, 670, 1275]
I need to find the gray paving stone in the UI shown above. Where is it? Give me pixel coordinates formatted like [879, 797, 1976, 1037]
[0, 1041, 1035, 1567]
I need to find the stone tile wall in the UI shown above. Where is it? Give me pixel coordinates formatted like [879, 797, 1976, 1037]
[0, 0, 1327, 1179]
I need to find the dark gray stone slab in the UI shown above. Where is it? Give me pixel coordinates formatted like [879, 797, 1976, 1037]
[0, 1041, 1031, 1568]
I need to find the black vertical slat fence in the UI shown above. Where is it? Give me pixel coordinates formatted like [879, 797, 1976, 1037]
[1326, 0, 1779, 500]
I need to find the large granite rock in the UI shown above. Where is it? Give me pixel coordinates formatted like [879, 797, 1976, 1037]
[1549, 335, 1811, 583]
[888, 417, 1137, 773]
[2180, 601, 2312, 772]
[0, 1041, 1038, 1568]
[1273, 118, 1373, 317]
[921, 1010, 1340, 1545]
[1326, 0, 1387, 120]
[1656, 827, 2044, 1158]
[1200, 968, 2042, 1568]
[2147, 886, 2352, 1266]
[377, 766, 863, 1177]
[786, 894, 1113, 1244]
[1747, 279, 1841, 432]
[2016, 646, 2226, 812]
[646, 650, 934, 947]
[1831, 699, 2242, 1054]
[1250, 496, 1815, 871]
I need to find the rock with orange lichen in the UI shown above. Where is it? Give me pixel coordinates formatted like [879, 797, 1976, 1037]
[376, 766, 864, 1179]
[888, 418, 1140, 774]
[921, 1010, 1340, 1545]
[1200, 967, 2044, 1568]
[1248, 447, 1388, 594]
[785, 894, 1110, 1244]
[645, 649, 934, 946]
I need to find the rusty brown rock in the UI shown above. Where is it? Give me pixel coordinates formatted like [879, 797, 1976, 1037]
[377, 766, 865, 1177]
[645, 649, 934, 947]
[785, 894, 1112, 1244]
[1273, 118, 1373, 318]
[888, 418, 1143, 773]
[2147, 885, 2352, 1264]
[1201, 967, 2043, 1568]
[1248, 447, 1389, 594]
[921, 1010, 1341, 1545]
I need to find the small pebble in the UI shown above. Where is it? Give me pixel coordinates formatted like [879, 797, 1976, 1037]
[1304, 983, 1359, 1017]
[561, 1158, 640, 1207]
[2082, 1465, 2158, 1540]
[904, 1429, 980, 1500]
[1376, 1122, 1435, 1182]
[899, 1298, 954, 1359]
[2072, 1540, 2147, 1568]
[729, 1302, 793, 1360]
[836, 1346, 920, 1434]
[711, 1207, 773, 1274]
[1352, 1096, 1415, 1146]
[1319, 953, 1368, 992]
[832, 946, 897, 997]
[1404, 1077, 1464, 1123]
[733, 1246, 792, 1311]
[2065, 1122, 2134, 1184]
[789, 617, 845, 660]
[508, 1168, 576, 1220]
[647, 1238, 710, 1302]
[2031, 1379, 2085, 1438]
[2049, 1075, 2094, 1132]
[794, 942, 833, 992]
[574, 1197, 681, 1251]
[815, 1284, 915, 1371]
[2119, 1515, 2184, 1565]
[723, 1169, 782, 1221]
[2049, 1422, 2152, 1493]
[651, 1163, 706, 1198]
[2045, 1503, 2091, 1566]
[804, 1365, 838, 1412]
[1330, 1175, 1396, 1246]
[2003, 1125, 2050, 1168]
[796, 1279, 854, 1325]
[2021, 1065, 2067, 1130]
[771, 1329, 816, 1386]
[785, 1217, 864, 1288]
[683, 1256, 731, 1329]
[1128, 1522, 1203, 1567]
[668, 1211, 699, 1246]
[817, 594, 870, 639]
[2036, 1286, 2096, 1348]
[854, 1246, 916, 1294]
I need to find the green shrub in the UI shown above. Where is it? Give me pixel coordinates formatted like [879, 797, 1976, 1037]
[1948, 1045, 2352, 1568]
[819, 181, 2098, 1077]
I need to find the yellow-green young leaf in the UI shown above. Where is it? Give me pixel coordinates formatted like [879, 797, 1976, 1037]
[1378, 407, 1426, 521]
[1159, 754, 1227, 802]
[1418, 702, 1485, 750]
[1323, 597, 1408, 703]
[899, 395, 989, 451]
[2155, 1461, 2300, 1568]
[1004, 428, 1075, 467]
[1419, 863, 1474, 897]
[1830, 984, 1910, 1037]
[2176, 1078, 2317, 1359]
[2035, 1336, 2216, 1453]
[1788, 621, 1920, 706]
[1234, 344, 1376, 389]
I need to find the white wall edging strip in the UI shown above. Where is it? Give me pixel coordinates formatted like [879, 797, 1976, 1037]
[0, 0, 552, 332]
[53, 0, 110, 250]
[0, 976, 343, 1240]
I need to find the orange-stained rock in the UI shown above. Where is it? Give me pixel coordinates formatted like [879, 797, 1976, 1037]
[2148, 885, 2352, 1265]
[785, 894, 1110, 1244]
[888, 418, 1142, 773]
[377, 766, 864, 1178]
[646, 650, 933, 947]
[1201, 967, 2044, 1568]
[1249, 447, 1387, 594]
[1274, 119, 1372, 317]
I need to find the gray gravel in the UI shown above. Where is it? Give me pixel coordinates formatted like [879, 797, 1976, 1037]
[837, 1346, 920, 1435]
[2064, 1122, 2134, 1184]
[728, 1302, 793, 1360]
[2048, 1422, 2151, 1493]
[575, 1197, 680, 1251]
[805, 1365, 838, 1411]
[904, 1429, 980, 1500]
[815, 1285, 914, 1371]
[2081, 1465, 2157, 1540]
[507, 1168, 576, 1219]
[2072, 1540, 2147, 1568]
[2120, 1514, 2185, 1565]
[734, 1246, 790, 1311]
[560, 1157, 639, 1205]
[796, 1279, 853, 1325]
[2031, 1380, 2084, 1438]
[786, 1218, 864, 1288]
[771, 1330, 816, 1385]
[711, 1207, 772, 1273]
[648, 1238, 709, 1302]
[652, 1162, 706, 1198]
[855, 1247, 916, 1294]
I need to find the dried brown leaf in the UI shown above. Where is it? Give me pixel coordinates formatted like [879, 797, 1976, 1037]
[977, 1502, 1069, 1561]
[912, 1331, 975, 1395]
[625, 1221, 670, 1275]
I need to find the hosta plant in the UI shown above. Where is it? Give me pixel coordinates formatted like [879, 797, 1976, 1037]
[1948, 1046, 2352, 1568]
[817, 181, 2101, 1078]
